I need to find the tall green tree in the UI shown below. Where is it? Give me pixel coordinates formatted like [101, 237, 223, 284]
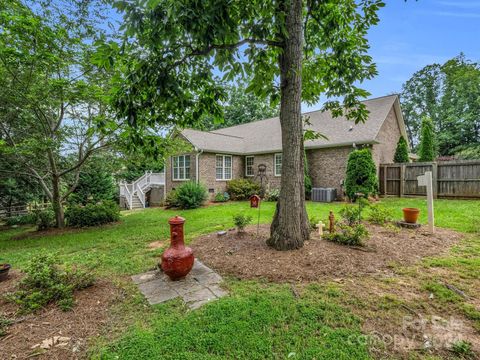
[401, 55, 480, 156]
[199, 82, 279, 130]
[0, 0, 121, 227]
[104, 0, 384, 250]
[418, 117, 436, 162]
[393, 136, 409, 163]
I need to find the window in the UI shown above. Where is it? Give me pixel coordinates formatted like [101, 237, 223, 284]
[245, 156, 254, 176]
[216, 155, 232, 180]
[274, 153, 282, 176]
[172, 155, 190, 180]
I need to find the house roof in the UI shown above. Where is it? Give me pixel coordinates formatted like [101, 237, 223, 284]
[180, 94, 406, 155]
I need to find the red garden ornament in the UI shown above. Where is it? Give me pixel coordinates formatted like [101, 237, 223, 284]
[250, 194, 260, 208]
[161, 216, 194, 281]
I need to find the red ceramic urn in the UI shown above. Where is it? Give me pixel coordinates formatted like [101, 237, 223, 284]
[161, 216, 194, 280]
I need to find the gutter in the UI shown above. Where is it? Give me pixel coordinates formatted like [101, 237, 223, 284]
[195, 148, 203, 184]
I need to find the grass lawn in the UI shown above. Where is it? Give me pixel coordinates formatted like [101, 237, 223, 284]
[1, 198, 479, 359]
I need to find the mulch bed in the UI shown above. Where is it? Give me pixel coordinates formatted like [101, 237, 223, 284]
[192, 224, 463, 282]
[0, 270, 122, 359]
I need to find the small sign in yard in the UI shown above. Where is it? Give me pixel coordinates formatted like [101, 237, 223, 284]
[417, 171, 435, 233]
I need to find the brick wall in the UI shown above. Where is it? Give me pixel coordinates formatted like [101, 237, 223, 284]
[306, 146, 353, 199]
[245, 153, 282, 190]
[371, 107, 402, 168]
[198, 153, 243, 197]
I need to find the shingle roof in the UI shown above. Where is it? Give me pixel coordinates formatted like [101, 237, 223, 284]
[180, 95, 401, 154]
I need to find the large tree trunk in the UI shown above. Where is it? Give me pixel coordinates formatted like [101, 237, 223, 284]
[51, 175, 65, 228]
[267, 0, 309, 250]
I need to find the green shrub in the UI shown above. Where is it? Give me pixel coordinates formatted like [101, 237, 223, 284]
[339, 205, 363, 226]
[324, 223, 369, 246]
[214, 192, 230, 202]
[304, 152, 312, 199]
[6, 254, 94, 313]
[309, 215, 320, 231]
[418, 116, 437, 162]
[34, 208, 55, 231]
[164, 190, 179, 208]
[450, 340, 473, 358]
[0, 315, 12, 337]
[65, 200, 120, 227]
[226, 179, 260, 200]
[5, 213, 37, 226]
[264, 188, 280, 201]
[344, 148, 378, 200]
[393, 136, 410, 163]
[175, 181, 207, 209]
[367, 204, 393, 225]
[233, 214, 252, 232]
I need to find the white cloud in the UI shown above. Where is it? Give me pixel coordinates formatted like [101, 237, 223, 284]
[438, 1, 480, 9]
[432, 10, 480, 18]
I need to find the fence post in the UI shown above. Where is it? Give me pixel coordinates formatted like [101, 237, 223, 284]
[383, 165, 388, 196]
[432, 162, 438, 199]
[399, 164, 405, 197]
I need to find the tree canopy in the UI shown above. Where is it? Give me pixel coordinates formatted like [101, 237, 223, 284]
[401, 54, 480, 157]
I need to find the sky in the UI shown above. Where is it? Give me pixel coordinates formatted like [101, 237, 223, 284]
[358, 0, 480, 101]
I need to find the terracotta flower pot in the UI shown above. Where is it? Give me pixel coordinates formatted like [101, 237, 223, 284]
[402, 208, 420, 224]
[0, 264, 11, 282]
[161, 216, 194, 281]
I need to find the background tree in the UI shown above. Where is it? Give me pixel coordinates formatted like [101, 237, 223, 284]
[0, 0, 121, 227]
[393, 136, 410, 163]
[198, 82, 279, 131]
[344, 148, 378, 200]
[418, 117, 436, 162]
[67, 155, 117, 206]
[103, 0, 384, 250]
[401, 54, 480, 156]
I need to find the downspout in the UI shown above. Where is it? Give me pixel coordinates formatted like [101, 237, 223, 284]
[195, 148, 204, 184]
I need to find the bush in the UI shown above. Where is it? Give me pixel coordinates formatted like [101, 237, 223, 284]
[264, 188, 280, 201]
[164, 190, 179, 208]
[339, 205, 363, 226]
[394, 136, 410, 163]
[324, 223, 369, 246]
[344, 148, 378, 200]
[5, 213, 37, 226]
[175, 181, 207, 209]
[309, 215, 320, 231]
[6, 254, 94, 313]
[226, 179, 260, 200]
[65, 200, 120, 227]
[233, 214, 252, 232]
[214, 192, 230, 202]
[34, 208, 55, 231]
[367, 204, 393, 225]
[418, 116, 436, 162]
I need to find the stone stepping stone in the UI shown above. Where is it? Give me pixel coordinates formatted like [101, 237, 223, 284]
[132, 259, 227, 310]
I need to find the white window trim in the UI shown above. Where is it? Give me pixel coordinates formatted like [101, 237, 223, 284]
[245, 156, 254, 177]
[216, 154, 233, 181]
[274, 153, 282, 177]
[172, 155, 190, 181]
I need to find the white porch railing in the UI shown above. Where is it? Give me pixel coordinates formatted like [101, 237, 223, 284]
[119, 171, 165, 209]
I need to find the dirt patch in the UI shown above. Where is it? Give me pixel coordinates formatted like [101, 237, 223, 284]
[191, 224, 462, 282]
[147, 240, 165, 250]
[0, 270, 122, 359]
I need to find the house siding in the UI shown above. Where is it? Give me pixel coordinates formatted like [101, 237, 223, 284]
[307, 146, 353, 199]
[371, 107, 402, 168]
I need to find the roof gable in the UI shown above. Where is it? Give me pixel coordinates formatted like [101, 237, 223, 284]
[180, 95, 402, 154]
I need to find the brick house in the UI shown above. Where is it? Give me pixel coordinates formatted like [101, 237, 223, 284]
[165, 95, 409, 199]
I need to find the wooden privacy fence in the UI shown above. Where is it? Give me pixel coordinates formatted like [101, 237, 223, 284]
[379, 160, 480, 199]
